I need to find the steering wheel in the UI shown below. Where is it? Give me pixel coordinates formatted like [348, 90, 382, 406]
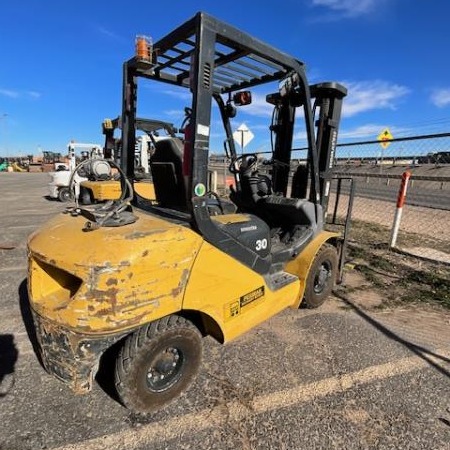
[228, 153, 258, 174]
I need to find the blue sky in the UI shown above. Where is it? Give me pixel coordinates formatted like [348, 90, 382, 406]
[1, 0, 450, 157]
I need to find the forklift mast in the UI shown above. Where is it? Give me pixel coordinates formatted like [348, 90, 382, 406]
[312, 83, 347, 217]
[267, 81, 347, 213]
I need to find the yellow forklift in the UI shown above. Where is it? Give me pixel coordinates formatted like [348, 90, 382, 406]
[76, 116, 178, 204]
[27, 12, 353, 413]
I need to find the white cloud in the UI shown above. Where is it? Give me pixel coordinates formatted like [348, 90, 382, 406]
[237, 80, 408, 119]
[161, 88, 192, 101]
[338, 124, 409, 139]
[237, 92, 274, 118]
[0, 89, 20, 98]
[0, 88, 41, 100]
[27, 91, 41, 99]
[430, 88, 450, 108]
[162, 109, 185, 119]
[311, 0, 380, 18]
[339, 124, 386, 139]
[343, 80, 409, 117]
[97, 26, 122, 41]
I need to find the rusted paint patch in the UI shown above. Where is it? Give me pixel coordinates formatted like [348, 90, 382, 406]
[142, 250, 149, 257]
[106, 278, 118, 286]
[85, 287, 119, 314]
[171, 268, 190, 298]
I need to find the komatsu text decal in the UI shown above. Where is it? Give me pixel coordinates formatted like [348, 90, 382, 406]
[224, 286, 265, 321]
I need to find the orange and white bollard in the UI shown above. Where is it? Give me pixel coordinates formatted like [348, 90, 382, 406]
[389, 170, 412, 248]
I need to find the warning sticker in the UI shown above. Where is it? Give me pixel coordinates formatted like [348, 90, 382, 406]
[224, 286, 265, 321]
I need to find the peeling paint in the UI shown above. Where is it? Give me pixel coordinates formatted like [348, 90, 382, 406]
[120, 299, 160, 314]
[171, 269, 190, 298]
[28, 212, 204, 362]
[85, 287, 119, 314]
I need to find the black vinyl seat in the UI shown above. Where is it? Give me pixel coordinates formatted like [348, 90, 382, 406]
[258, 195, 315, 228]
[231, 167, 317, 263]
[150, 138, 187, 210]
[234, 169, 315, 229]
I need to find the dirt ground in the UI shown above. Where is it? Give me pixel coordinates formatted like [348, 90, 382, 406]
[341, 220, 450, 309]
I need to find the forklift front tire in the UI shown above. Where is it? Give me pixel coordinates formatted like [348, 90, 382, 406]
[302, 244, 338, 309]
[115, 315, 202, 413]
[58, 187, 72, 202]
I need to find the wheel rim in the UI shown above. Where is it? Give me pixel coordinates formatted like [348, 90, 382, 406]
[146, 347, 184, 392]
[313, 260, 332, 294]
[60, 189, 71, 202]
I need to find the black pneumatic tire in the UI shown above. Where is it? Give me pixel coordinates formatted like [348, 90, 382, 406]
[302, 244, 338, 309]
[115, 315, 202, 413]
[58, 187, 72, 202]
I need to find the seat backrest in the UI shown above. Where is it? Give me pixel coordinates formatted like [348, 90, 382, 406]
[150, 138, 186, 210]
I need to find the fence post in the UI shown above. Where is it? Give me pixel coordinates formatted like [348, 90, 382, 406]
[389, 170, 411, 248]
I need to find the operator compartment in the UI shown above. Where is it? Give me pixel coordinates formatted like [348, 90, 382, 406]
[211, 214, 271, 259]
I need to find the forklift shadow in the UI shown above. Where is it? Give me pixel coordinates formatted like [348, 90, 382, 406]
[95, 339, 123, 404]
[0, 334, 18, 398]
[18, 279, 44, 368]
[333, 291, 450, 379]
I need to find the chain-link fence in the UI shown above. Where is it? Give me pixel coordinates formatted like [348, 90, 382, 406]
[210, 132, 450, 255]
[331, 133, 450, 258]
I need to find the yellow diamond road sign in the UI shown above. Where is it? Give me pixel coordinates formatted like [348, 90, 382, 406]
[378, 128, 394, 149]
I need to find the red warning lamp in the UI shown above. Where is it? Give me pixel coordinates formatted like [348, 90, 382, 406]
[233, 91, 252, 106]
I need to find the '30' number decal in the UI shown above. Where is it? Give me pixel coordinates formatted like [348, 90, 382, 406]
[255, 239, 268, 251]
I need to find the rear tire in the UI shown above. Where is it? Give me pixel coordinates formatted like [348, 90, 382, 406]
[115, 315, 202, 413]
[302, 244, 338, 309]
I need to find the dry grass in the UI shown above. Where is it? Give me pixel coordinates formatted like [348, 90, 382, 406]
[336, 220, 450, 309]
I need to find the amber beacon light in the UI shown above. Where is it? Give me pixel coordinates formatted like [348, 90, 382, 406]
[135, 35, 152, 61]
